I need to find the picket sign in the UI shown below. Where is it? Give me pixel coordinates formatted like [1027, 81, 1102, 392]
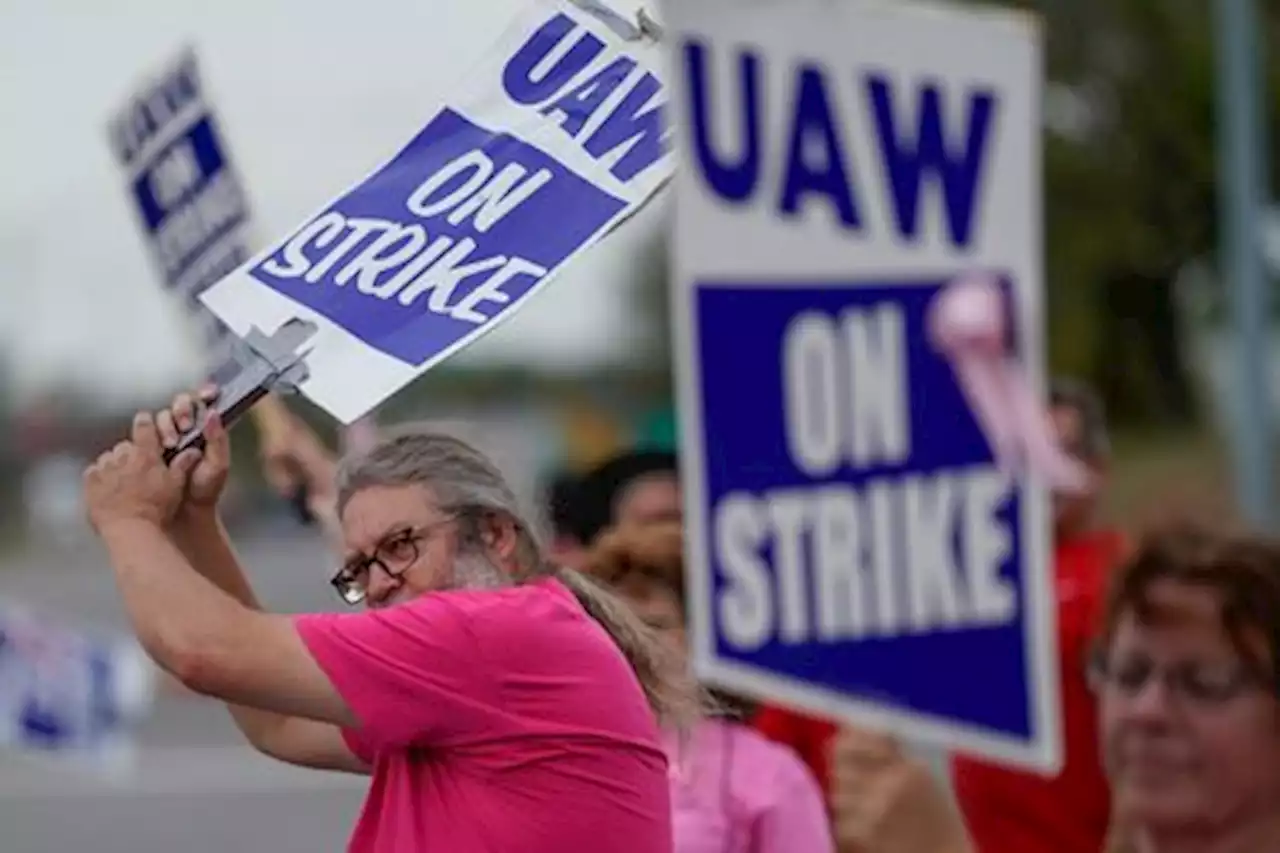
[198, 0, 673, 424]
[664, 0, 1062, 772]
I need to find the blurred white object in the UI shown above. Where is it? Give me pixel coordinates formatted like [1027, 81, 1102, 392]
[23, 454, 90, 548]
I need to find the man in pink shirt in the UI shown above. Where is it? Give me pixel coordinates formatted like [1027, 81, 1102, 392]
[80, 388, 689, 853]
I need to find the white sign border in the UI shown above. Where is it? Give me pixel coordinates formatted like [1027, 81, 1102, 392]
[666, 0, 1060, 774]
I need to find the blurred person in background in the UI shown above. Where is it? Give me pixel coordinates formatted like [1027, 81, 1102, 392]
[586, 521, 834, 853]
[256, 401, 343, 540]
[80, 386, 699, 853]
[949, 377, 1127, 853]
[544, 470, 590, 570]
[1091, 522, 1280, 853]
[561, 448, 682, 547]
[752, 692, 841, 804]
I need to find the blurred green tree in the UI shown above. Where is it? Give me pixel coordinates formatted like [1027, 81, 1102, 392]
[1006, 0, 1280, 423]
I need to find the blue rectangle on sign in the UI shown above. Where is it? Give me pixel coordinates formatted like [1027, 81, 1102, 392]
[130, 115, 230, 234]
[692, 280, 1033, 738]
[248, 108, 628, 367]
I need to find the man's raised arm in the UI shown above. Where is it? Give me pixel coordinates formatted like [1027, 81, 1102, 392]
[155, 389, 368, 775]
[169, 511, 369, 775]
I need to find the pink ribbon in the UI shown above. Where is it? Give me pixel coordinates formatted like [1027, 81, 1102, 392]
[927, 274, 1091, 493]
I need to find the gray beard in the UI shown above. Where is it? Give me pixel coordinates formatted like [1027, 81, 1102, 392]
[449, 552, 509, 590]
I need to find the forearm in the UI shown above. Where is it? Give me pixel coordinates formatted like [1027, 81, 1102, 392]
[251, 396, 344, 549]
[170, 511, 260, 609]
[167, 512, 292, 747]
[101, 519, 283, 752]
[100, 519, 255, 678]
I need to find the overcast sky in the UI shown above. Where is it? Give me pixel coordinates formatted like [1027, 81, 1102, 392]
[0, 0, 661, 404]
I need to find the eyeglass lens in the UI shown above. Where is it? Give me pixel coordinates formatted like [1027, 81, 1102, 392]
[331, 532, 422, 604]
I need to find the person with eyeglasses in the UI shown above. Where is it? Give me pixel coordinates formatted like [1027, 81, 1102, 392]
[1088, 522, 1280, 853]
[80, 387, 699, 853]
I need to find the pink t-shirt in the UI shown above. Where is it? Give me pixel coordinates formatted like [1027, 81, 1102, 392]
[666, 719, 834, 853]
[294, 578, 673, 853]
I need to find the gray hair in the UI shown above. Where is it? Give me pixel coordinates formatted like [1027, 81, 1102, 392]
[334, 427, 543, 570]
[1050, 376, 1110, 460]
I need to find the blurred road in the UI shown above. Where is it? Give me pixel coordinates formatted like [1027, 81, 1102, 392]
[0, 520, 368, 853]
